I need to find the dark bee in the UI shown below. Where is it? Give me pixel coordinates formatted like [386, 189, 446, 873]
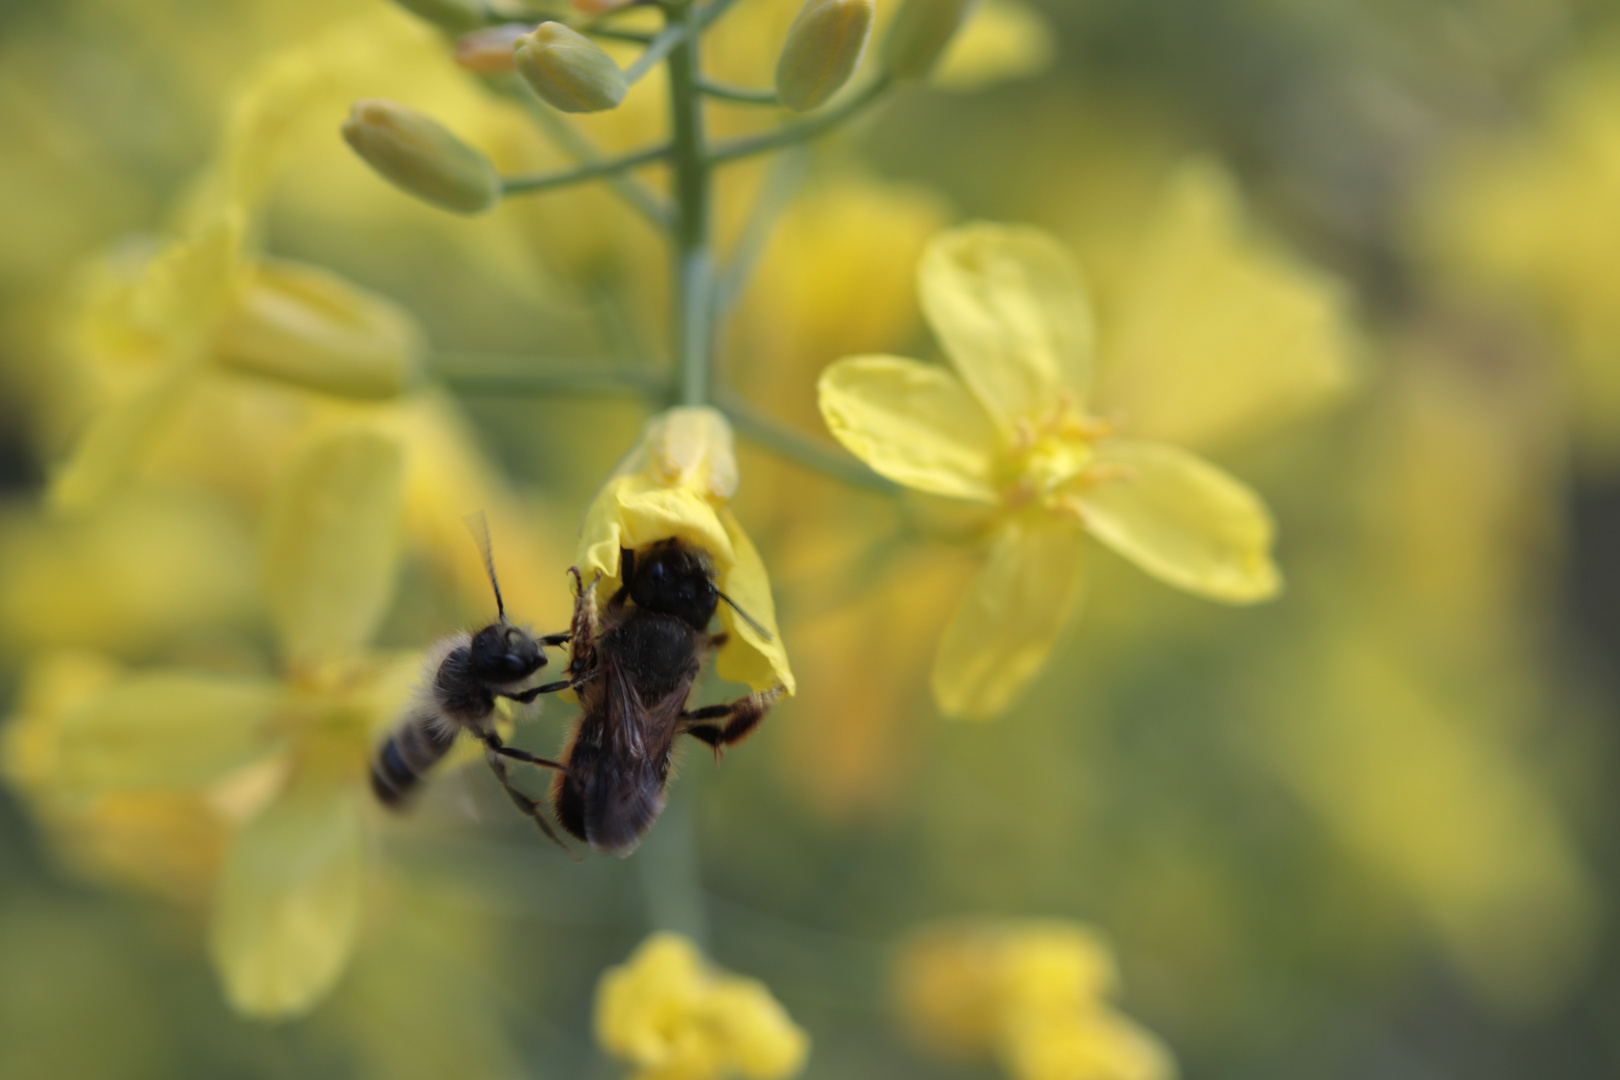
[369, 514, 574, 845]
[551, 538, 784, 856]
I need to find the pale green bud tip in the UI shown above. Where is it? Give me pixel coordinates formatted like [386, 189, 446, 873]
[341, 99, 499, 215]
[883, 0, 978, 80]
[514, 22, 628, 114]
[776, 0, 876, 112]
[454, 24, 532, 75]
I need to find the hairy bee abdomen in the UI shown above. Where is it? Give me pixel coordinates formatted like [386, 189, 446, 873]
[370, 713, 459, 807]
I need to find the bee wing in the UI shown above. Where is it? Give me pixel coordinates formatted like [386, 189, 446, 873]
[580, 659, 685, 855]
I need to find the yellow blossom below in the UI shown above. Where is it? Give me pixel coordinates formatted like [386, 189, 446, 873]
[595, 933, 809, 1080]
[576, 407, 794, 695]
[895, 920, 1174, 1080]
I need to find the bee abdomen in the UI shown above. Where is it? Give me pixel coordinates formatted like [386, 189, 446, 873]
[370, 715, 459, 807]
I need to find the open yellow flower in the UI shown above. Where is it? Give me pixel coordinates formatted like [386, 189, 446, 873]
[6, 427, 412, 1019]
[577, 406, 794, 695]
[819, 222, 1281, 718]
[50, 22, 426, 514]
[595, 932, 809, 1080]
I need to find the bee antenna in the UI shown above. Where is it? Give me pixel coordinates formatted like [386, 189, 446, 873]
[463, 511, 506, 621]
[716, 590, 772, 643]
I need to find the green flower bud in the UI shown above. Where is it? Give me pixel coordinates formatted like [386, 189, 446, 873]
[214, 260, 424, 400]
[883, 0, 978, 80]
[341, 99, 499, 215]
[514, 22, 629, 114]
[775, 0, 875, 112]
[388, 0, 483, 35]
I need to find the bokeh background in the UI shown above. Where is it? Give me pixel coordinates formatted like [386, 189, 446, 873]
[2, 0, 1618, 1077]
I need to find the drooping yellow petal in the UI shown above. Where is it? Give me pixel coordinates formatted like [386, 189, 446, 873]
[919, 223, 1094, 429]
[1101, 161, 1355, 450]
[578, 474, 736, 593]
[1075, 439, 1280, 603]
[931, 516, 1086, 719]
[264, 429, 406, 663]
[715, 509, 795, 695]
[208, 770, 365, 1018]
[818, 355, 1000, 501]
[47, 362, 200, 513]
[213, 258, 424, 400]
[53, 672, 283, 796]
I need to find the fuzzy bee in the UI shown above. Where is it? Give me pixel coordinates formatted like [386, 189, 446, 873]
[551, 538, 785, 856]
[369, 514, 575, 845]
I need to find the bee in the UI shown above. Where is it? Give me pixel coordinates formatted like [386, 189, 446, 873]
[369, 514, 576, 846]
[550, 538, 785, 856]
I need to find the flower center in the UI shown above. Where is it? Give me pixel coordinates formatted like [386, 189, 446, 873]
[998, 391, 1118, 508]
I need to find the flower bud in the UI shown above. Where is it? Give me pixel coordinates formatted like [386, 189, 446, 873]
[775, 0, 875, 112]
[454, 24, 533, 74]
[882, 0, 978, 80]
[341, 99, 499, 215]
[213, 259, 424, 400]
[388, 0, 483, 35]
[514, 23, 628, 114]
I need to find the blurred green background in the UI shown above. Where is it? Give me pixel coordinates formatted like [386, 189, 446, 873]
[2, 0, 1618, 1078]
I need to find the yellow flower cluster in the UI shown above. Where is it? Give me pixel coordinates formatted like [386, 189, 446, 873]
[596, 933, 809, 1080]
[895, 920, 1174, 1080]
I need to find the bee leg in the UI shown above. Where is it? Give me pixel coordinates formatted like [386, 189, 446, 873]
[566, 567, 603, 682]
[539, 632, 572, 647]
[502, 668, 603, 704]
[708, 632, 729, 649]
[481, 735, 575, 857]
[681, 688, 784, 763]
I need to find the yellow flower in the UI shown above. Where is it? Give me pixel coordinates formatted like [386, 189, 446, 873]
[819, 221, 1282, 718]
[5, 427, 413, 1019]
[595, 932, 809, 1080]
[894, 919, 1174, 1080]
[49, 22, 427, 514]
[577, 406, 795, 695]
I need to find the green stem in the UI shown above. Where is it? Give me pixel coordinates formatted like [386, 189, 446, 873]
[665, 0, 715, 407]
[505, 77, 672, 225]
[621, 21, 687, 85]
[718, 392, 901, 496]
[709, 75, 892, 163]
[696, 0, 747, 30]
[500, 141, 672, 195]
[698, 77, 780, 105]
[435, 355, 670, 399]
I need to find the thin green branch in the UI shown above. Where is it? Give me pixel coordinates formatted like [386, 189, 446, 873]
[582, 25, 656, 43]
[697, 0, 748, 30]
[698, 77, 780, 105]
[622, 21, 687, 85]
[708, 75, 893, 163]
[665, 0, 717, 407]
[717, 146, 809, 310]
[718, 393, 901, 496]
[500, 140, 672, 195]
[435, 355, 671, 399]
[485, 72, 672, 225]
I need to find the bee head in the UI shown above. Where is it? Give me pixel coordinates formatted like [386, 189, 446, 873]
[469, 623, 547, 684]
[628, 539, 719, 630]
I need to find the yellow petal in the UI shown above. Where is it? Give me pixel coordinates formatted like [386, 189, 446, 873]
[1102, 160, 1356, 449]
[715, 509, 795, 695]
[208, 770, 365, 1018]
[1076, 439, 1280, 603]
[1002, 1006, 1177, 1080]
[932, 0, 1056, 92]
[931, 516, 1086, 719]
[919, 223, 1094, 428]
[213, 258, 425, 400]
[54, 672, 283, 796]
[818, 355, 999, 501]
[47, 362, 199, 514]
[577, 474, 736, 593]
[264, 429, 406, 663]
